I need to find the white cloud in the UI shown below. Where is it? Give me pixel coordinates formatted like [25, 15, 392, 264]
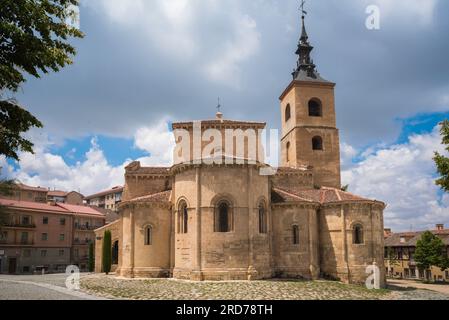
[373, 0, 438, 25]
[1, 120, 174, 195]
[133, 120, 175, 166]
[82, 0, 261, 86]
[342, 125, 449, 232]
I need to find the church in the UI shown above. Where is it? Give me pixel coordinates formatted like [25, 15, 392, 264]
[94, 10, 386, 287]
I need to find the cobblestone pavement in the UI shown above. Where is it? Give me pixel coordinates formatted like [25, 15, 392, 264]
[388, 279, 449, 296]
[0, 274, 105, 300]
[79, 274, 448, 300]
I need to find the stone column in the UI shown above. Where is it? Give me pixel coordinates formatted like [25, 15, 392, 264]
[247, 167, 257, 280]
[130, 209, 135, 278]
[341, 205, 350, 282]
[194, 166, 202, 280]
[308, 208, 320, 279]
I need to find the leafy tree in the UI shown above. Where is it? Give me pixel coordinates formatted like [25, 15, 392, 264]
[102, 230, 112, 275]
[0, 176, 15, 227]
[434, 120, 449, 192]
[0, 0, 84, 161]
[88, 241, 95, 273]
[415, 231, 446, 280]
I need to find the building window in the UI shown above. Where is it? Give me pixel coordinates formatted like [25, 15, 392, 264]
[42, 233, 48, 241]
[0, 231, 7, 241]
[21, 232, 28, 244]
[308, 98, 322, 117]
[59, 234, 65, 241]
[144, 226, 152, 246]
[112, 241, 119, 264]
[74, 248, 79, 258]
[353, 224, 364, 244]
[178, 201, 188, 234]
[41, 250, 47, 257]
[286, 142, 291, 162]
[43, 217, 48, 225]
[23, 266, 30, 273]
[215, 201, 233, 233]
[293, 225, 300, 245]
[59, 250, 65, 256]
[60, 218, 66, 226]
[258, 202, 267, 234]
[21, 216, 31, 225]
[312, 136, 323, 151]
[285, 104, 291, 122]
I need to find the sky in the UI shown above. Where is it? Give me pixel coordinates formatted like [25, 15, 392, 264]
[1, 0, 449, 231]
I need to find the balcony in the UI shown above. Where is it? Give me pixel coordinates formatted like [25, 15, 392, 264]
[3, 223, 36, 229]
[73, 239, 91, 245]
[0, 240, 34, 246]
[74, 225, 100, 231]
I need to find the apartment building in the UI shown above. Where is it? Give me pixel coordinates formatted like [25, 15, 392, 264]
[0, 199, 105, 274]
[1, 183, 84, 205]
[384, 224, 449, 282]
[85, 186, 123, 212]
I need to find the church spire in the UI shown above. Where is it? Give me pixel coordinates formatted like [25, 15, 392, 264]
[292, 0, 320, 81]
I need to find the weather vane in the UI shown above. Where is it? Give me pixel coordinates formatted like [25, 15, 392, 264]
[300, 0, 307, 16]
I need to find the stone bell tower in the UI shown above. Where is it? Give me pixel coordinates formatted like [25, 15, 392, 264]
[280, 9, 341, 189]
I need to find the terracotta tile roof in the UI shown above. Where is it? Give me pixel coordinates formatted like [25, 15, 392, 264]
[125, 162, 171, 175]
[0, 198, 70, 214]
[128, 190, 172, 203]
[385, 230, 449, 247]
[56, 203, 105, 217]
[47, 190, 68, 197]
[272, 187, 382, 205]
[15, 183, 48, 192]
[85, 186, 124, 200]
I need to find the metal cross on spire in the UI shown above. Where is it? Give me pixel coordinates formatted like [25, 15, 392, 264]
[216, 97, 221, 113]
[300, 0, 308, 17]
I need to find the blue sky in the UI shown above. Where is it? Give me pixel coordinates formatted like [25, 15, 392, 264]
[1, 0, 449, 231]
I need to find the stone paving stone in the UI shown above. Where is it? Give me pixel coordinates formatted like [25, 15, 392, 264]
[78, 275, 449, 300]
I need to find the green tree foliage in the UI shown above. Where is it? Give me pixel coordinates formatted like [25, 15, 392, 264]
[88, 241, 95, 273]
[415, 231, 447, 277]
[102, 230, 112, 275]
[434, 120, 449, 192]
[0, 176, 15, 227]
[0, 0, 84, 161]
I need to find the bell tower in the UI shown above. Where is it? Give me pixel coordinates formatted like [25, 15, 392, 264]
[280, 4, 341, 189]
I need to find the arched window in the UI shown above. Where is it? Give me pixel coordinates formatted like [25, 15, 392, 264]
[258, 202, 267, 234]
[312, 136, 323, 151]
[293, 225, 300, 245]
[178, 201, 188, 234]
[285, 104, 291, 122]
[286, 142, 291, 162]
[308, 99, 322, 117]
[144, 226, 152, 246]
[215, 201, 233, 233]
[353, 224, 364, 244]
[112, 240, 119, 264]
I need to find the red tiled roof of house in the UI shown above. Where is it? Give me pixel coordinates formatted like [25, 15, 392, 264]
[56, 203, 105, 217]
[85, 186, 124, 200]
[47, 190, 68, 197]
[0, 198, 70, 214]
[16, 183, 48, 192]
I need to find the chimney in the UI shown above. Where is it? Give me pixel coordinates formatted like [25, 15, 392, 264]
[436, 224, 444, 231]
[384, 228, 392, 237]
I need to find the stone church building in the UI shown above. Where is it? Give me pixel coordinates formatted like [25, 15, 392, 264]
[95, 13, 386, 286]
